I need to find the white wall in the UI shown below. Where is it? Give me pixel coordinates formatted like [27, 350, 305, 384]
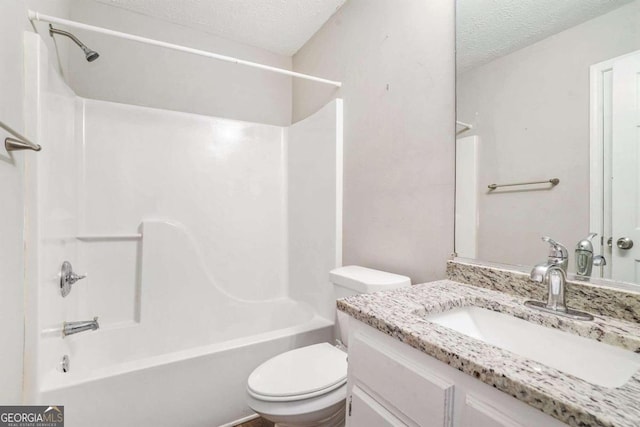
[80, 100, 287, 305]
[457, 1, 640, 267]
[21, 33, 81, 398]
[292, 0, 456, 284]
[288, 100, 343, 320]
[65, 0, 292, 126]
[0, 0, 70, 404]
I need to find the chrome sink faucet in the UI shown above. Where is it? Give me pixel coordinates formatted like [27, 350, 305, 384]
[530, 236, 568, 311]
[525, 237, 594, 321]
[575, 233, 606, 280]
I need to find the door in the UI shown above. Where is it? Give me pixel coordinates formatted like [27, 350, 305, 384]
[612, 53, 640, 282]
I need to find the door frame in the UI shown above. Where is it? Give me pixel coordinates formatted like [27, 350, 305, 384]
[589, 49, 640, 272]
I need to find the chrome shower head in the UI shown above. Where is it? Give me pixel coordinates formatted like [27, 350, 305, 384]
[49, 24, 100, 62]
[82, 47, 100, 62]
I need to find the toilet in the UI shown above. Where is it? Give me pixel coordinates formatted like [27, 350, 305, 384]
[246, 265, 411, 427]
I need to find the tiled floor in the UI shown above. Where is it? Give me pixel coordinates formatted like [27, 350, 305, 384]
[234, 416, 275, 427]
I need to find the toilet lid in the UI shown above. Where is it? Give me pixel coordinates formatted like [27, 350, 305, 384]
[247, 343, 347, 402]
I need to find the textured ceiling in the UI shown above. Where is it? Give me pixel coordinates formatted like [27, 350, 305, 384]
[457, 0, 634, 73]
[93, 0, 347, 55]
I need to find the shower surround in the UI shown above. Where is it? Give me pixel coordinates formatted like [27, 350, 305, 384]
[22, 33, 342, 427]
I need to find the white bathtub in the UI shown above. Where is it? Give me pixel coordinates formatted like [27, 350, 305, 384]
[34, 221, 334, 426]
[38, 304, 333, 427]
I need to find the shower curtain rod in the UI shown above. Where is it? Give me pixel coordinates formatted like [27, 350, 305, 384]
[28, 10, 343, 88]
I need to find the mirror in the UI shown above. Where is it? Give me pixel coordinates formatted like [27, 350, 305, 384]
[455, 0, 640, 285]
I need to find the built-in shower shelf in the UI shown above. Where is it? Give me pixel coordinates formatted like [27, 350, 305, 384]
[76, 233, 142, 241]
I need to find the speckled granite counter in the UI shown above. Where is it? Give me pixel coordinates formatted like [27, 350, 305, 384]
[337, 280, 640, 427]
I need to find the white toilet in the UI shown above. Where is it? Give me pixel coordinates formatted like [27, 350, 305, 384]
[246, 266, 411, 427]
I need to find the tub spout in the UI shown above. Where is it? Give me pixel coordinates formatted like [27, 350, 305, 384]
[63, 317, 99, 337]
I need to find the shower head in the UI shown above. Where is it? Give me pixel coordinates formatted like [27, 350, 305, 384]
[82, 46, 100, 62]
[49, 24, 100, 62]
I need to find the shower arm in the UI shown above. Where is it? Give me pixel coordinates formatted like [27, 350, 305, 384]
[48, 24, 100, 62]
[49, 25, 81, 48]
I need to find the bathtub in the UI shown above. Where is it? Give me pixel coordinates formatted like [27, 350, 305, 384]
[38, 303, 333, 427]
[34, 221, 334, 426]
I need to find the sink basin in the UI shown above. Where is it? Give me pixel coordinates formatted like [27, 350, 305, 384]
[425, 306, 640, 388]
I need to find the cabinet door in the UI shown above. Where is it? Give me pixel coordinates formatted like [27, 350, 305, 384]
[460, 394, 525, 427]
[349, 332, 455, 426]
[348, 386, 407, 427]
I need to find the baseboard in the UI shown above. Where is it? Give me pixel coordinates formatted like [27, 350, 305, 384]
[218, 413, 260, 427]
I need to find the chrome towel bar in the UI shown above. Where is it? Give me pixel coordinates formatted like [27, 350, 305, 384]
[488, 178, 559, 190]
[75, 233, 142, 240]
[1, 120, 41, 152]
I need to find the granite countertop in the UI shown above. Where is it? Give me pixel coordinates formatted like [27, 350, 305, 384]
[337, 280, 640, 427]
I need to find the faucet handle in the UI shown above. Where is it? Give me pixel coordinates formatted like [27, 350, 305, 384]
[68, 271, 86, 285]
[541, 236, 568, 261]
[60, 261, 87, 297]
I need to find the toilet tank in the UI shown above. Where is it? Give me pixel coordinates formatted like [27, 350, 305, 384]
[330, 265, 411, 299]
[330, 266, 411, 346]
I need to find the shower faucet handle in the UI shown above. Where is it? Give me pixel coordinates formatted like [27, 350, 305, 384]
[60, 261, 86, 297]
[68, 271, 86, 284]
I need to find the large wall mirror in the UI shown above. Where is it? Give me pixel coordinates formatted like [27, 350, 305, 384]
[455, 0, 640, 285]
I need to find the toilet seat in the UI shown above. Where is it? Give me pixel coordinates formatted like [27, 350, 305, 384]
[247, 343, 347, 402]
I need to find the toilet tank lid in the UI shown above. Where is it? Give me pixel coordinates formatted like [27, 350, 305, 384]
[329, 265, 411, 293]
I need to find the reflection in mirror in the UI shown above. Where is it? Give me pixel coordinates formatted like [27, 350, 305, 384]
[455, 0, 640, 285]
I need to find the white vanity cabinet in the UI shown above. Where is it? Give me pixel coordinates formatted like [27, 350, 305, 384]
[345, 320, 568, 427]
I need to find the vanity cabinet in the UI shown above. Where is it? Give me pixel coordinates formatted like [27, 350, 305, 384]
[345, 320, 568, 427]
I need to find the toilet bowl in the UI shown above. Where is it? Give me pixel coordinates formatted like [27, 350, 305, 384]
[246, 343, 347, 426]
[246, 266, 411, 427]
